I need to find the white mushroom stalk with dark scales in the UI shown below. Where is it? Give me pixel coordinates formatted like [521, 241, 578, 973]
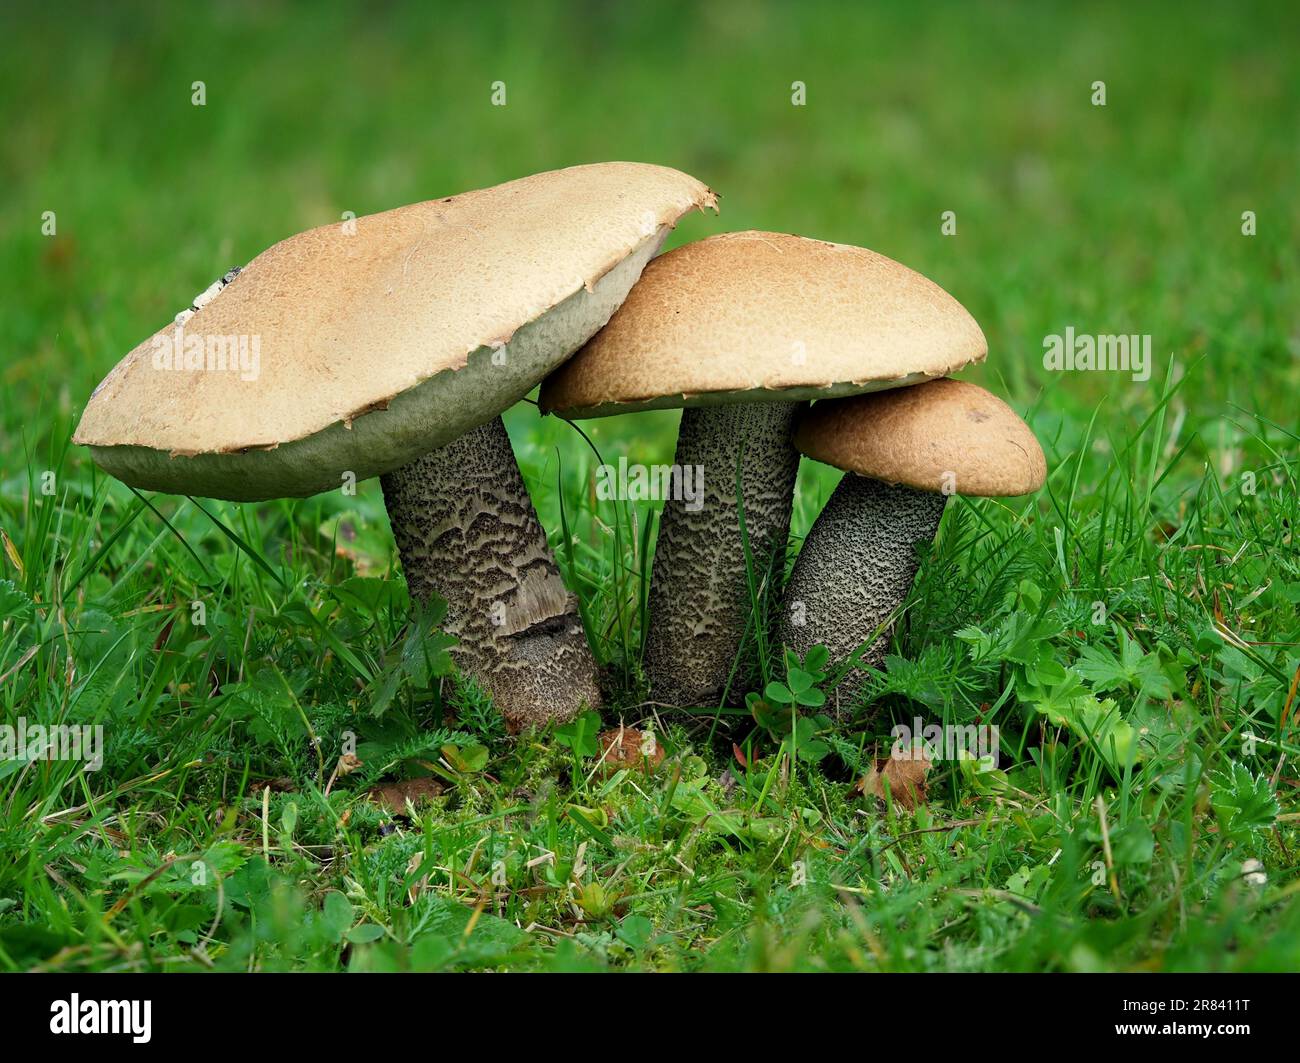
[540, 232, 988, 708]
[779, 378, 1047, 709]
[72, 163, 718, 732]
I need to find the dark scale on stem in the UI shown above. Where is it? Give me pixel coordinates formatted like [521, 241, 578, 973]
[644, 400, 804, 707]
[381, 417, 601, 731]
[780, 475, 946, 714]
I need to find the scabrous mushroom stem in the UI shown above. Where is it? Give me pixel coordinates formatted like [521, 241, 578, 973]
[779, 475, 946, 712]
[380, 416, 600, 732]
[644, 401, 805, 706]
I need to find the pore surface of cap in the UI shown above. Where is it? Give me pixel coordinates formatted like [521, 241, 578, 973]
[74, 162, 717, 500]
[539, 230, 986, 418]
[795, 378, 1046, 497]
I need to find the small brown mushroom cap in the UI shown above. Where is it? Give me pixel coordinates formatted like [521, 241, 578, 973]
[74, 162, 717, 500]
[795, 378, 1046, 497]
[539, 231, 986, 419]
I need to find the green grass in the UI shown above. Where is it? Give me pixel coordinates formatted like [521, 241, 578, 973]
[1, 0, 1298, 971]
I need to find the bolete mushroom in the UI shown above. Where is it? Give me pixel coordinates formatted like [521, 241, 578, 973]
[72, 163, 717, 730]
[540, 232, 986, 707]
[780, 378, 1047, 707]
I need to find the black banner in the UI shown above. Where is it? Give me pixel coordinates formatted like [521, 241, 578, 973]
[4, 973, 1294, 1047]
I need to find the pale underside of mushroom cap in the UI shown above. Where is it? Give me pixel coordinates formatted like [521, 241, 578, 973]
[794, 378, 1047, 497]
[538, 230, 987, 419]
[73, 162, 718, 500]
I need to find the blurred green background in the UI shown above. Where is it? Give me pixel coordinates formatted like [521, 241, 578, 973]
[3, 0, 1296, 535]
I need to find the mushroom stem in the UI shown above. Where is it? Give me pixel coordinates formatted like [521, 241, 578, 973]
[779, 475, 946, 711]
[380, 416, 600, 731]
[644, 401, 805, 706]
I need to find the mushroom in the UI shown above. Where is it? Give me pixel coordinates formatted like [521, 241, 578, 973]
[72, 163, 718, 730]
[779, 378, 1047, 707]
[540, 232, 986, 707]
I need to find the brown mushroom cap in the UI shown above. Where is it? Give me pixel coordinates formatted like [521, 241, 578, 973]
[539, 231, 986, 419]
[73, 162, 717, 500]
[794, 378, 1047, 497]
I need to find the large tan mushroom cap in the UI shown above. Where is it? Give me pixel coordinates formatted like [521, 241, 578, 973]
[74, 162, 717, 500]
[795, 378, 1047, 497]
[539, 231, 986, 418]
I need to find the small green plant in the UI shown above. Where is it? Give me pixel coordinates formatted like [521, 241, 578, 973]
[553, 709, 603, 757]
[553, 708, 603, 787]
[745, 646, 834, 763]
[1208, 762, 1280, 843]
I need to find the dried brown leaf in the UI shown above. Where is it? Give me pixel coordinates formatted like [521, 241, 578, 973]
[596, 727, 665, 776]
[249, 776, 296, 795]
[366, 776, 445, 814]
[335, 753, 364, 777]
[858, 747, 933, 810]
